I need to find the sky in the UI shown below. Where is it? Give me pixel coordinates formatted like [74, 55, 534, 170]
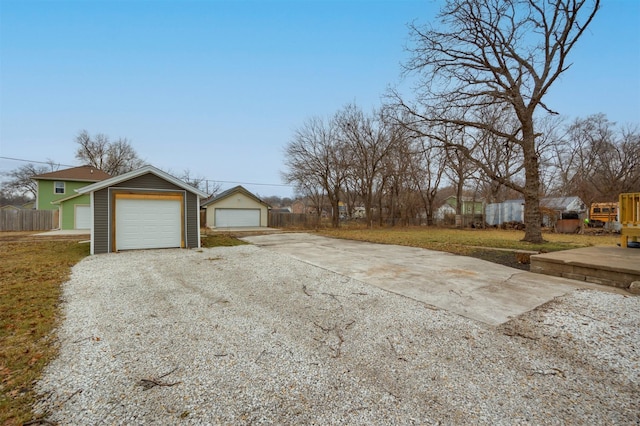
[1, 0, 639, 198]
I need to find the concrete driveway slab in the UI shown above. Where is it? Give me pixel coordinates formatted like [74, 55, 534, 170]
[242, 233, 612, 325]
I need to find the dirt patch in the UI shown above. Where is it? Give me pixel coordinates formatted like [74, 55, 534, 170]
[467, 248, 530, 271]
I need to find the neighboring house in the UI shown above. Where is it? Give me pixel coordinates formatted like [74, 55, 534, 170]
[32, 165, 111, 230]
[0, 205, 22, 212]
[539, 196, 587, 227]
[202, 185, 270, 228]
[540, 196, 586, 216]
[434, 203, 457, 222]
[435, 195, 484, 223]
[441, 195, 484, 215]
[291, 199, 321, 215]
[353, 206, 366, 219]
[486, 196, 586, 226]
[291, 200, 307, 214]
[75, 165, 208, 255]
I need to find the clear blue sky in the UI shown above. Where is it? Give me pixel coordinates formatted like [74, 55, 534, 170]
[1, 0, 639, 198]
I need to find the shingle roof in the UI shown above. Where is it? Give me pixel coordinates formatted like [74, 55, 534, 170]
[32, 165, 112, 182]
[201, 185, 270, 207]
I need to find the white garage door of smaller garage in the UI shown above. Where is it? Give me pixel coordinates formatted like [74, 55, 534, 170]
[116, 196, 182, 250]
[75, 205, 91, 229]
[215, 208, 260, 227]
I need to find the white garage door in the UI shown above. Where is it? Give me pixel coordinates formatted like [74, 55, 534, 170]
[75, 205, 91, 229]
[115, 197, 182, 251]
[215, 209, 260, 227]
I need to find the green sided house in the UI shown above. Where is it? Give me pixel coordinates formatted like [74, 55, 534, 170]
[32, 165, 112, 230]
[75, 165, 209, 255]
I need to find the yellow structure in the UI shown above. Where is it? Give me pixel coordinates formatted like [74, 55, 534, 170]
[589, 202, 618, 226]
[619, 192, 640, 248]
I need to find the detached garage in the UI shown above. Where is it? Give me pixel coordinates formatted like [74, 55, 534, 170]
[202, 185, 270, 228]
[76, 165, 209, 255]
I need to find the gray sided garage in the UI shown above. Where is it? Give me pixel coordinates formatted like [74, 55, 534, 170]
[76, 166, 208, 255]
[202, 185, 270, 228]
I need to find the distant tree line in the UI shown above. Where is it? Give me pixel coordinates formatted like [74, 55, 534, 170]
[282, 0, 640, 243]
[283, 103, 639, 229]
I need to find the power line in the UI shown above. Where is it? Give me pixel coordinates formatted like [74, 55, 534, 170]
[210, 179, 292, 187]
[0, 156, 294, 188]
[0, 156, 75, 168]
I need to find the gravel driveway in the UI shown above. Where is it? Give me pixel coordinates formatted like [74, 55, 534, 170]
[35, 245, 639, 424]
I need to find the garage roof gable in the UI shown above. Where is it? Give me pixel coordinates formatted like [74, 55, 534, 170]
[201, 185, 270, 208]
[76, 165, 209, 198]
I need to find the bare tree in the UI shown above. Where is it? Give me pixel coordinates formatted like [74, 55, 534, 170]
[1, 161, 59, 199]
[553, 114, 640, 205]
[408, 136, 447, 226]
[394, 0, 600, 242]
[384, 107, 448, 226]
[335, 104, 399, 227]
[533, 114, 567, 197]
[283, 116, 351, 227]
[341, 173, 360, 220]
[444, 145, 479, 217]
[391, 132, 426, 226]
[0, 188, 33, 207]
[177, 169, 210, 193]
[581, 118, 640, 200]
[297, 186, 327, 218]
[75, 130, 145, 175]
[614, 126, 640, 192]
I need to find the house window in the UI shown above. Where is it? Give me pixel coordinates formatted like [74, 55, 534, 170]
[54, 181, 65, 194]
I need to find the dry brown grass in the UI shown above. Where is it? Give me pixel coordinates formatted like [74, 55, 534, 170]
[318, 226, 618, 256]
[200, 232, 250, 247]
[0, 233, 89, 426]
[317, 226, 619, 270]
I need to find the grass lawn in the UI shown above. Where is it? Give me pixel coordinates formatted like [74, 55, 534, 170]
[318, 227, 619, 269]
[0, 233, 90, 426]
[200, 232, 249, 248]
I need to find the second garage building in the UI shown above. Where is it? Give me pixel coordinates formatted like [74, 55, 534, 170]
[202, 185, 270, 228]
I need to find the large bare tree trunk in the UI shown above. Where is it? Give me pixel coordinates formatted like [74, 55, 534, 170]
[521, 118, 544, 243]
[395, 0, 600, 242]
[522, 147, 543, 241]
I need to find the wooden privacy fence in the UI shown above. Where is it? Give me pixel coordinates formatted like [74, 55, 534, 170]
[0, 210, 58, 231]
[269, 212, 320, 228]
[619, 192, 640, 248]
